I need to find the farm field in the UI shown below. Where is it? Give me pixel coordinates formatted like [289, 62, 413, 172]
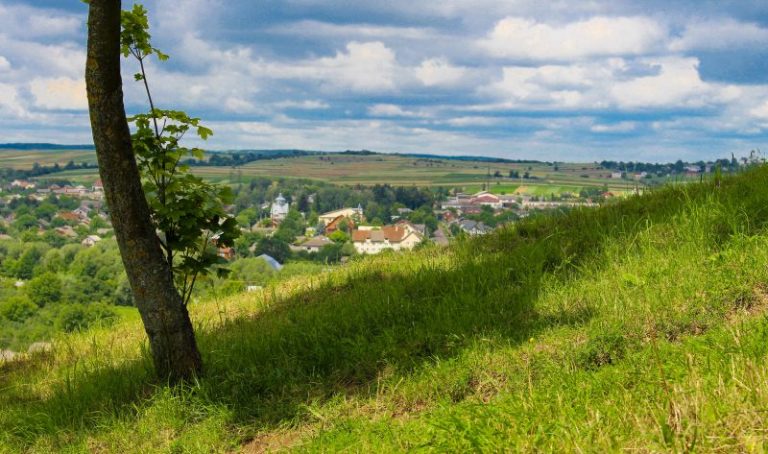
[190, 154, 638, 195]
[20, 149, 640, 195]
[0, 149, 96, 169]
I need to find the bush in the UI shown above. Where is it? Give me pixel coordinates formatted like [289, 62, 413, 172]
[55, 303, 117, 333]
[25, 272, 63, 307]
[254, 237, 290, 263]
[0, 296, 37, 322]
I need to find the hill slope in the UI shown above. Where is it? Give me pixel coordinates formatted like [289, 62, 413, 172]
[4, 168, 768, 452]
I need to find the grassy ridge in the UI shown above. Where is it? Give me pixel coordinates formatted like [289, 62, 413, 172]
[3, 168, 768, 452]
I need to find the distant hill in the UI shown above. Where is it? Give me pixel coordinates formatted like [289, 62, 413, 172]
[0, 143, 541, 164]
[0, 143, 95, 150]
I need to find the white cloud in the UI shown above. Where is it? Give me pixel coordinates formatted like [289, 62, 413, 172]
[591, 121, 637, 133]
[274, 100, 330, 110]
[444, 116, 501, 126]
[0, 56, 10, 72]
[0, 4, 81, 38]
[368, 104, 426, 117]
[481, 56, 742, 111]
[224, 97, 256, 113]
[480, 16, 666, 60]
[670, 19, 768, 52]
[415, 58, 466, 87]
[483, 64, 603, 107]
[311, 41, 398, 92]
[29, 77, 88, 110]
[270, 20, 433, 40]
[609, 57, 711, 109]
[750, 101, 768, 120]
[0, 83, 27, 117]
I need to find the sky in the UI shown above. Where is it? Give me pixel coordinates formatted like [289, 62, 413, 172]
[2, 1, 768, 162]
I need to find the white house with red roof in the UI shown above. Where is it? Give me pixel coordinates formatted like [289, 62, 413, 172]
[469, 191, 502, 209]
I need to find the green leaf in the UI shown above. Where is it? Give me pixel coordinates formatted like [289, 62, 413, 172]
[197, 126, 213, 140]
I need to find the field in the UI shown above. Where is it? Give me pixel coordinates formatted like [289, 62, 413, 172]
[3, 167, 768, 451]
[17, 150, 638, 195]
[0, 149, 97, 170]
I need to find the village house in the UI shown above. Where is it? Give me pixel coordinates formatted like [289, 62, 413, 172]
[470, 191, 503, 210]
[395, 219, 427, 236]
[56, 211, 82, 223]
[81, 235, 102, 247]
[351, 225, 424, 254]
[458, 220, 491, 236]
[324, 215, 355, 235]
[440, 210, 456, 222]
[73, 205, 92, 220]
[298, 235, 333, 253]
[318, 205, 364, 226]
[499, 195, 519, 207]
[55, 225, 78, 238]
[93, 179, 104, 192]
[10, 180, 35, 190]
[217, 247, 235, 260]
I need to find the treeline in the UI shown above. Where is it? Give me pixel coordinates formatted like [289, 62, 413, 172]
[598, 158, 739, 173]
[0, 143, 94, 150]
[185, 149, 316, 167]
[0, 161, 97, 184]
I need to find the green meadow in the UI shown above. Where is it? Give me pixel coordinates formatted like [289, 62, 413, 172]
[3, 166, 768, 451]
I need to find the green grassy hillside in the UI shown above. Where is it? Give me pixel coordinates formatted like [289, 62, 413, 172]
[4, 168, 768, 452]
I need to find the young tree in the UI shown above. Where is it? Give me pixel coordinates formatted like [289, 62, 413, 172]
[122, 4, 239, 305]
[85, 0, 235, 381]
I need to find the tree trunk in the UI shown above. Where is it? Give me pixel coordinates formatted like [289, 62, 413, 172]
[85, 0, 202, 382]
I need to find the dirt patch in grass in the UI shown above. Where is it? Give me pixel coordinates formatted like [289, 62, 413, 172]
[242, 430, 306, 454]
[728, 284, 768, 323]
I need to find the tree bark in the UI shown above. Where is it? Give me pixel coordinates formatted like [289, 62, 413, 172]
[85, 0, 202, 382]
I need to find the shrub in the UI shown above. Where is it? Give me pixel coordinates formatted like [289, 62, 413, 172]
[0, 296, 37, 322]
[25, 272, 63, 307]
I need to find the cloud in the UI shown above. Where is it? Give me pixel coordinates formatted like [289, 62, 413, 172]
[610, 57, 724, 109]
[274, 100, 330, 110]
[480, 16, 666, 60]
[0, 83, 27, 117]
[415, 58, 466, 87]
[670, 19, 768, 52]
[2, 0, 768, 160]
[223, 97, 256, 113]
[481, 56, 741, 111]
[310, 41, 398, 92]
[443, 116, 501, 127]
[367, 104, 427, 117]
[0, 4, 82, 39]
[29, 77, 87, 110]
[270, 20, 433, 40]
[590, 121, 637, 133]
[750, 101, 768, 120]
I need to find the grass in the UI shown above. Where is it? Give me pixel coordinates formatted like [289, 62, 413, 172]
[4, 167, 768, 451]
